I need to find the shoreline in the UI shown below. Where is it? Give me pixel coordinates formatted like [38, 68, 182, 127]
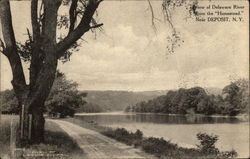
[75, 111, 249, 121]
[63, 118, 243, 158]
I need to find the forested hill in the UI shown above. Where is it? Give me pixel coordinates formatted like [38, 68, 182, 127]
[126, 79, 249, 116]
[81, 90, 167, 111]
[81, 88, 220, 112]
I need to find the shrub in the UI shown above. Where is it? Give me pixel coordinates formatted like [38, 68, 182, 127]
[102, 128, 143, 146]
[196, 133, 219, 155]
[134, 129, 143, 139]
[141, 137, 177, 157]
[219, 149, 238, 158]
[102, 127, 238, 159]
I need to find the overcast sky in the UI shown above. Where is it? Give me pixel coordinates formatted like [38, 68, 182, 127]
[0, 0, 249, 91]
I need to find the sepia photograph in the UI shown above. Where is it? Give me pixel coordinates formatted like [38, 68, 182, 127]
[0, 0, 249, 158]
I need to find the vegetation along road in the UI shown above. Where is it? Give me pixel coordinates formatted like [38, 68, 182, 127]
[49, 119, 154, 159]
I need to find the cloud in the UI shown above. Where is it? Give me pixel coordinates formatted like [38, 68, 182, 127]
[1, 1, 248, 91]
[59, 20, 248, 91]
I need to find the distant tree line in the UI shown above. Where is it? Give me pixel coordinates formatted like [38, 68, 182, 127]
[126, 79, 249, 116]
[0, 71, 103, 117]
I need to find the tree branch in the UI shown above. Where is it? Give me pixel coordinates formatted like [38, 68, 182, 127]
[90, 23, 103, 29]
[0, 38, 7, 56]
[31, 0, 40, 41]
[0, 0, 27, 100]
[147, 0, 156, 33]
[38, 1, 44, 26]
[29, 0, 62, 90]
[68, 0, 78, 34]
[30, 0, 43, 89]
[56, 0, 103, 58]
[26, 28, 33, 42]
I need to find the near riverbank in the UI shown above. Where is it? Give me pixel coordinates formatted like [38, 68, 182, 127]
[63, 117, 238, 159]
[0, 115, 242, 158]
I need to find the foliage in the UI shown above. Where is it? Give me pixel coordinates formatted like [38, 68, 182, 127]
[141, 137, 178, 157]
[221, 79, 249, 116]
[160, 0, 199, 55]
[102, 128, 143, 146]
[0, 89, 19, 114]
[196, 133, 237, 158]
[0, 71, 90, 118]
[128, 79, 249, 116]
[129, 87, 213, 114]
[219, 150, 238, 158]
[76, 102, 103, 113]
[101, 127, 237, 158]
[45, 71, 87, 118]
[196, 133, 219, 155]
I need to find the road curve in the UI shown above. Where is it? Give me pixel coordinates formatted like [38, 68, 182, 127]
[48, 119, 154, 159]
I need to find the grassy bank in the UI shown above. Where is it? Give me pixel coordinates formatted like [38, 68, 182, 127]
[0, 115, 19, 158]
[63, 118, 237, 159]
[0, 115, 85, 159]
[23, 121, 85, 159]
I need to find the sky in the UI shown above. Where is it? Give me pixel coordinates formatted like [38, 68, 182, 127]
[0, 0, 249, 91]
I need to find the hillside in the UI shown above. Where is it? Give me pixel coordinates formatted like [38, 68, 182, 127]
[82, 90, 167, 111]
[127, 81, 249, 116]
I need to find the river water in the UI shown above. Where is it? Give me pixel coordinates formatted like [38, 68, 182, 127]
[75, 112, 249, 158]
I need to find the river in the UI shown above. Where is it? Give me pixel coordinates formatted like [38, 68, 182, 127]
[75, 112, 249, 158]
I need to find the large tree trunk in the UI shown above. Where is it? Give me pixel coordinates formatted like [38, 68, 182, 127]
[20, 56, 58, 144]
[30, 104, 45, 143]
[18, 0, 60, 144]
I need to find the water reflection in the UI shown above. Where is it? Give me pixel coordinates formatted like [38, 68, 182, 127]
[75, 113, 244, 125]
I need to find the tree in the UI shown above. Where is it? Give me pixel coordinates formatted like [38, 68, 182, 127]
[196, 133, 219, 155]
[0, 0, 199, 144]
[222, 79, 249, 116]
[45, 71, 87, 118]
[0, 0, 103, 143]
[76, 102, 103, 113]
[0, 71, 87, 117]
[0, 89, 19, 114]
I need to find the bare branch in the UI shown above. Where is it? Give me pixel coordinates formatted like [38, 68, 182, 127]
[90, 23, 103, 29]
[68, 0, 78, 34]
[147, 0, 157, 33]
[162, 1, 175, 31]
[0, 38, 7, 56]
[0, 39, 5, 48]
[56, 0, 103, 58]
[38, 1, 44, 25]
[26, 28, 33, 42]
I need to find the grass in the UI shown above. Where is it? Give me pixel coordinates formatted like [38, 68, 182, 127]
[0, 115, 19, 158]
[24, 121, 84, 156]
[20, 120, 86, 159]
[0, 115, 85, 159]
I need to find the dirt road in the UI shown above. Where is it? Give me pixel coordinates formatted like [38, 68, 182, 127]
[49, 119, 154, 159]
